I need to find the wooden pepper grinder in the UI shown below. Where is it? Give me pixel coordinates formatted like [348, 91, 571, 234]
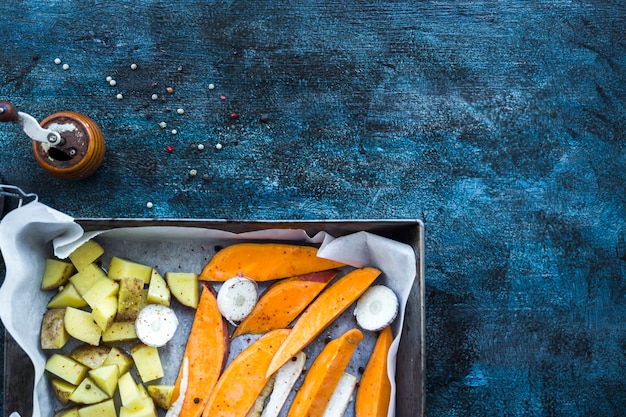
[0, 100, 105, 180]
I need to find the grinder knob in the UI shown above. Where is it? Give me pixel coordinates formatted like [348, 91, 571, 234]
[0, 101, 17, 122]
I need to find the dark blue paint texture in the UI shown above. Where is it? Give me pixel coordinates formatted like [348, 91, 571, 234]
[1, 0, 625, 416]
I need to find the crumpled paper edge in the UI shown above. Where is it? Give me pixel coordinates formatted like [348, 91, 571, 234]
[0, 202, 416, 417]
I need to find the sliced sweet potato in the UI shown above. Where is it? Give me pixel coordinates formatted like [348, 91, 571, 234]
[201, 328, 290, 417]
[266, 267, 381, 377]
[355, 326, 394, 417]
[287, 328, 363, 417]
[198, 243, 346, 282]
[172, 283, 229, 417]
[232, 270, 338, 338]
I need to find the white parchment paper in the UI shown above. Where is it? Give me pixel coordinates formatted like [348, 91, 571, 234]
[0, 202, 416, 417]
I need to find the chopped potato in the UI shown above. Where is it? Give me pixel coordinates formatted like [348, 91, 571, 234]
[130, 344, 164, 383]
[146, 384, 174, 410]
[69, 264, 107, 296]
[146, 269, 170, 306]
[64, 307, 102, 346]
[47, 283, 88, 309]
[82, 278, 119, 309]
[51, 378, 76, 406]
[69, 240, 105, 271]
[92, 295, 118, 332]
[102, 321, 137, 343]
[108, 256, 152, 284]
[77, 398, 117, 417]
[117, 277, 144, 321]
[101, 346, 133, 375]
[69, 376, 110, 404]
[70, 345, 111, 369]
[45, 354, 88, 385]
[165, 272, 199, 308]
[89, 364, 120, 397]
[118, 372, 145, 409]
[41, 259, 76, 291]
[41, 308, 70, 350]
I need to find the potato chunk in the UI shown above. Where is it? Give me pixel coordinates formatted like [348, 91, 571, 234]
[41, 259, 76, 291]
[47, 283, 87, 309]
[147, 384, 174, 410]
[146, 269, 170, 306]
[41, 308, 70, 350]
[131, 343, 164, 383]
[77, 398, 117, 417]
[89, 364, 120, 397]
[70, 345, 111, 369]
[69, 264, 107, 296]
[51, 378, 76, 405]
[45, 354, 88, 385]
[64, 307, 102, 346]
[69, 240, 105, 271]
[117, 277, 144, 321]
[69, 376, 110, 404]
[102, 321, 138, 343]
[101, 346, 133, 374]
[165, 272, 199, 308]
[108, 256, 152, 284]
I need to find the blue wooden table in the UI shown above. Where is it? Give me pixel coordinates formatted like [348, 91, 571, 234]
[1, 1, 625, 415]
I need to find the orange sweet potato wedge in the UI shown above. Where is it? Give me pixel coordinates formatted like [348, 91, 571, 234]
[172, 283, 229, 417]
[355, 326, 393, 417]
[232, 270, 339, 339]
[287, 328, 363, 417]
[201, 328, 290, 417]
[266, 267, 381, 377]
[198, 243, 346, 282]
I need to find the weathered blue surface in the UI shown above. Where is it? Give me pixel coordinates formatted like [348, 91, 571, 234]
[1, 0, 625, 415]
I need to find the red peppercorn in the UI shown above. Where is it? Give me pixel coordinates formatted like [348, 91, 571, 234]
[230, 112, 239, 120]
[166, 145, 174, 153]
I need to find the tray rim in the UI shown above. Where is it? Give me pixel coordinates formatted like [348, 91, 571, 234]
[3, 217, 425, 417]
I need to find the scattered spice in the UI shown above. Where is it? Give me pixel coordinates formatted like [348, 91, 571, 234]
[197, 144, 205, 151]
[177, 108, 185, 115]
[159, 122, 167, 129]
[208, 83, 215, 90]
[189, 169, 197, 176]
[215, 143, 223, 150]
[230, 112, 239, 120]
[62, 64, 69, 70]
[109, 79, 117, 86]
[260, 114, 270, 123]
[166, 87, 174, 94]
[130, 63, 138, 70]
[146, 202, 154, 209]
[54, 58, 61, 65]
[171, 129, 178, 135]
[220, 95, 226, 101]
[151, 82, 158, 88]
[151, 94, 158, 101]
[116, 93, 123, 100]
[166, 145, 174, 153]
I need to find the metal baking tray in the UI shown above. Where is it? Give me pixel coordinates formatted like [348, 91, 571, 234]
[3, 218, 425, 417]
